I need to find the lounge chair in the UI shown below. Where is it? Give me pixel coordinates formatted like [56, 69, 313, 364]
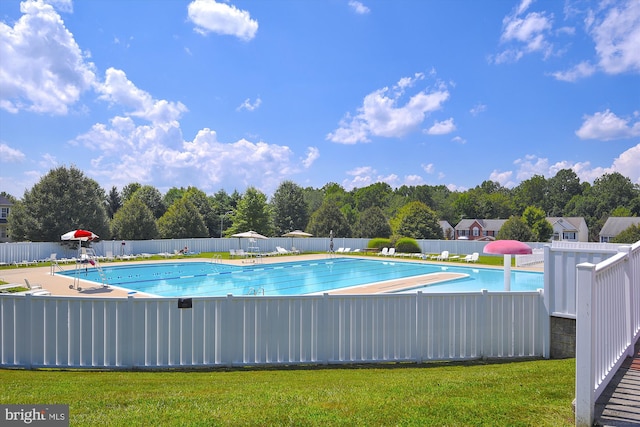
[24, 279, 42, 290]
[335, 248, 345, 253]
[378, 248, 389, 256]
[276, 246, 291, 255]
[0, 283, 22, 292]
[387, 248, 396, 257]
[464, 252, 480, 263]
[436, 251, 449, 261]
[343, 248, 351, 253]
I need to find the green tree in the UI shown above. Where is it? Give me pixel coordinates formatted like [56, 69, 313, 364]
[612, 224, 640, 244]
[513, 175, 547, 214]
[271, 181, 309, 236]
[157, 197, 208, 239]
[110, 197, 158, 240]
[163, 187, 186, 210]
[132, 185, 165, 219]
[226, 187, 273, 237]
[522, 206, 553, 242]
[353, 206, 391, 238]
[7, 166, 109, 241]
[307, 201, 351, 237]
[496, 216, 534, 241]
[392, 201, 443, 239]
[106, 186, 122, 219]
[121, 183, 141, 202]
[546, 169, 582, 216]
[183, 187, 217, 237]
[354, 182, 392, 212]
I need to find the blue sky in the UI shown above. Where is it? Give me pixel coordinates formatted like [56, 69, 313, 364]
[1, 0, 639, 199]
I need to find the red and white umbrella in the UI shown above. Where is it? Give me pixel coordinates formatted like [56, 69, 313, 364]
[61, 229, 99, 242]
[484, 240, 532, 291]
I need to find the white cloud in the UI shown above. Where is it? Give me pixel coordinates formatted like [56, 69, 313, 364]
[451, 136, 466, 144]
[348, 1, 370, 15]
[187, 0, 258, 41]
[470, 103, 487, 116]
[494, 0, 554, 63]
[302, 147, 320, 168]
[327, 73, 450, 144]
[550, 61, 596, 82]
[0, 0, 96, 114]
[575, 109, 640, 141]
[422, 163, 434, 174]
[507, 146, 640, 185]
[74, 116, 316, 194]
[237, 97, 262, 112]
[489, 169, 515, 188]
[96, 68, 188, 123]
[0, 143, 25, 162]
[587, 0, 640, 75]
[426, 118, 456, 135]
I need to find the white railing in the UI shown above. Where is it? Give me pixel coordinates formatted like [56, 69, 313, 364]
[544, 244, 620, 318]
[574, 241, 640, 427]
[0, 290, 546, 369]
[516, 248, 544, 267]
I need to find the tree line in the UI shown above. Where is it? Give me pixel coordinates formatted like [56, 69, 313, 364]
[3, 166, 640, 243]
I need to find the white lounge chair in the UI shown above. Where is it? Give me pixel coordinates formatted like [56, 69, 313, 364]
[387, 248, 396, 257]
[276, 246, 291, 255]
[464, 252, 480, 263]
[24, 279, 42, 290]
[436, 251, 449, 261]
[378, 248, 389, 256]
[336, 248, 345, 253]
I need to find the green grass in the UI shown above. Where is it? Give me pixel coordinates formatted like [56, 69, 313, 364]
[1, 359, 575, 426]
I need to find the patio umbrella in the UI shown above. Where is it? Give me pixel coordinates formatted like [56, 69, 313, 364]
[231, 230, 268, 239]
[231, 230, 268, 253]
[282, 230, 313, 238]
[282, 230, 313, 252]
[61, 229, 99, 241]
[483, 240, 532, 291]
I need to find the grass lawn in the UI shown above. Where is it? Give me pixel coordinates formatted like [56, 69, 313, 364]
[1, 358, 575, 426]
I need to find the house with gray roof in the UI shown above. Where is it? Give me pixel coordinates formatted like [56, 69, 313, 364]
[454, 219, 507, 241]
[547, 217, 589, 242]
[439, 220, 454, 240]
[599, 217, 640, 242]
[0, 195, 12, 243]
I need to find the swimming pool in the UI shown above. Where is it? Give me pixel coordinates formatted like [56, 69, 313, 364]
[59, 258, 543, 297]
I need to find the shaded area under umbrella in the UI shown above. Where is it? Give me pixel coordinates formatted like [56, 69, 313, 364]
[231, 230, 268, 255]
[282, 230, 313, 253]
[483, 240, 532, 291]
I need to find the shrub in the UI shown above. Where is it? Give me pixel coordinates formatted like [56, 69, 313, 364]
[395, 237, 421, 253]
[368, 238, 391, 250]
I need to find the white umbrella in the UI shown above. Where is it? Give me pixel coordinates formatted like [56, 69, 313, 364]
[282, 230, 313, 238]
[231, 230, 268, 239]
[282, 230, 313, 253]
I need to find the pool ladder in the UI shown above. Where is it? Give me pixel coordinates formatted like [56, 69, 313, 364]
[246, 287, 265, 296]
[211, 254, 222, 264]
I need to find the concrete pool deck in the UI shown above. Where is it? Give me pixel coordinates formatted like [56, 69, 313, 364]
[0, 253, 543, 298]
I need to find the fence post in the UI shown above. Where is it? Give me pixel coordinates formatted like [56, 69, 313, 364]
[619, 246, 634, 358]
[575, 262, 596, 427]
[126, 295, 134, 368]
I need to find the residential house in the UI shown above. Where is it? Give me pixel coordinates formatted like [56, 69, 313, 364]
[599, 217, 640, 242]
[0, 195, 12, 243]
[547, 217, 589, 242]
[439, 220, 454, 240]
[454, 219, 507, 241]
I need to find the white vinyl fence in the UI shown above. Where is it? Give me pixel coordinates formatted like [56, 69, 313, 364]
[0, 290, 547, 369]
[574, 241, 640, 427]
[544, 242, 623, 318]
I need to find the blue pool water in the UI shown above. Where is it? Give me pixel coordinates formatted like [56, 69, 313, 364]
[58, 258, 543, 297]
